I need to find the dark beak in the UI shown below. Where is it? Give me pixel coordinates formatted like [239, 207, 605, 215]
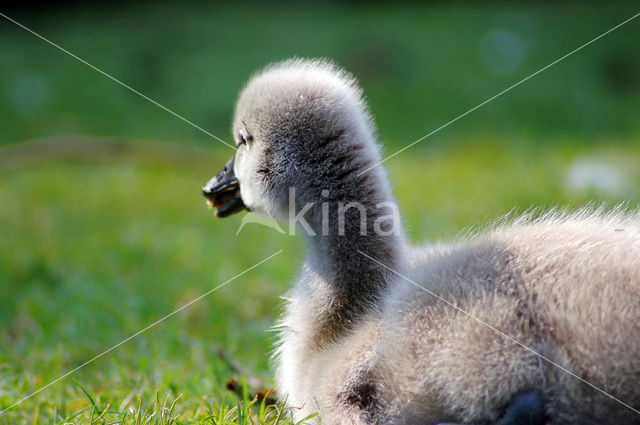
[202, 153, 247, 218]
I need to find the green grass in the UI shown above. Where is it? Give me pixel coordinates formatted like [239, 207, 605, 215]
[0, 140, 301, 423]
[1, 137, 639, 423]
[1, 1, 640, 423]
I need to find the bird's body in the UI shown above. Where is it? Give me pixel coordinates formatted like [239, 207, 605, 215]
[278, 209, 640, 424]
[203, 59, 640, 424]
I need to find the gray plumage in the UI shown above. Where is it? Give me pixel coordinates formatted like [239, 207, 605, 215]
[214, 58, 640, 424]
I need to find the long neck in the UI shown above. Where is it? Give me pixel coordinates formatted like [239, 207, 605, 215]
[291, 166, 408, 343]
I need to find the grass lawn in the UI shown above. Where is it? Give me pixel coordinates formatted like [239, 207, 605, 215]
[1, 136, 638, 424]
[1, 1, 639, 423]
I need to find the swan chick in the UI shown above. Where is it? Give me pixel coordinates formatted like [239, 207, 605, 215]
[202, 58, 640, 425]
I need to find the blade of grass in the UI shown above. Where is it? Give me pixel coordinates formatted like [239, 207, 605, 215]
[74, 378, 102, 415]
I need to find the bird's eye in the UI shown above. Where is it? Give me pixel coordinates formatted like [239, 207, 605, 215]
[238, 132, 254, 149]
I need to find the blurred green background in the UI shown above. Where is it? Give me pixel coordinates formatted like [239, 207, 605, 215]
[1, 1, 639, 423]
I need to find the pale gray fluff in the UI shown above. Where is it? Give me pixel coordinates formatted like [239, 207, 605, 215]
[227, 58, 640, 425]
